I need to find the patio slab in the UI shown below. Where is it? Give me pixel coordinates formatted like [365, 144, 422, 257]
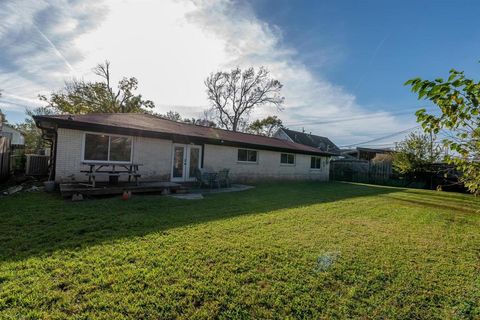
[190, 184, 254, 195]
[169, 193, 204, 200]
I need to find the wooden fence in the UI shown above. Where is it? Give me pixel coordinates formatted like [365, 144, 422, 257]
[330, 159, 392, 184]
[0, 136, 11, 181]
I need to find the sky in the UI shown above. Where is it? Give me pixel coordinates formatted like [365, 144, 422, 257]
[0, 0, 479, 147]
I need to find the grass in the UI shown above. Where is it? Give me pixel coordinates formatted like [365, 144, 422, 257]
[1, 181, 479, 319]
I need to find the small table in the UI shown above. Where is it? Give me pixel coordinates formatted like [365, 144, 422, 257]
[81, 162, 143, 188]
[202, 172, 219, 188]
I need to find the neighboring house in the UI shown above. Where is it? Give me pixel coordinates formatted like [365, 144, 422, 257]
[274, 128, 340, 153]
[34, 114, 334, 183]
[0, 124, 25, 147]
[340, 147, 392, 161]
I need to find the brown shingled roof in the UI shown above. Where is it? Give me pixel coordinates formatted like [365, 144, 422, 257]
[34, 113, 333, 156]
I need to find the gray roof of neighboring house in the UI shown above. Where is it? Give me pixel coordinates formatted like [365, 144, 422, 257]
[279, 128, 340, 153]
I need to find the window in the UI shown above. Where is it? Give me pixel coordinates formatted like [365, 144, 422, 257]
[83, 133, 132, 162]
[311, 156, 323, 169]
[238, 149, 258, 162]
[280, 153, 295, 165]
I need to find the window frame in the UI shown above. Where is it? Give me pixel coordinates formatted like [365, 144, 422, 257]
[310, 156, 323, 170]
[280, 153, 296, 165]
[237, 148, 259, 164]
[82, 132, 134, 164]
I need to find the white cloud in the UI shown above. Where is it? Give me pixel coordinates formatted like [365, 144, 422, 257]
[0, 0, 415, 145]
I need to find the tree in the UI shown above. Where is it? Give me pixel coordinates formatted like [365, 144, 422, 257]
[158, 110, 217, 127]
[0, 90, 5, 125]
[15, 107, 56, 153]
[392, 132, 442, 176]
[40, 61, 155, 114]
[205, 67, 284, 132]
[161, 110, 182, 122]
[248, 116, 283, 136]
[405, 68, 480, 193]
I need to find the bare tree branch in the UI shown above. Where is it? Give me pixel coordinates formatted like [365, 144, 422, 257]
[205, 67, 284, 132]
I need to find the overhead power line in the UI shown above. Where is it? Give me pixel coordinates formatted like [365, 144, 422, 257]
[340, 125, 421, 148]
[284, 106, 436, 127]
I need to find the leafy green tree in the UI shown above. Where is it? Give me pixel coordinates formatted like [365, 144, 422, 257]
[0, 90, 5, 125]
[205, 67, 284, 132]
[406, 68, 480, 193]
[0, 109, 5, 125]
[393, 132, 442, 176]
[161, 110, 182, 122]
[158, 110, 216, 127]
[15, 107, 55, 153]
[248, 116, 283, 136]
[40, 61, 155, 114]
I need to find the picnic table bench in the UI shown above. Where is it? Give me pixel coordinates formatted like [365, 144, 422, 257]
[80, 162, 142, 188]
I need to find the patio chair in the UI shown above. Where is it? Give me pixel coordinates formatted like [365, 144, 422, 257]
[194, 168, 217, 188]
[217, 169, 231, 188]
[194, 168, 207, 188]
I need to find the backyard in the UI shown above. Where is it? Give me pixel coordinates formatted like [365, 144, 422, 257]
[1, 182, 479, 319]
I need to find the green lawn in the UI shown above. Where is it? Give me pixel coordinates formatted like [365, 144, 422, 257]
[1, 182, 479, 319]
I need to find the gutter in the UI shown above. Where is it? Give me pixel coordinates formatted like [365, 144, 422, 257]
[33, 116, 336, 157]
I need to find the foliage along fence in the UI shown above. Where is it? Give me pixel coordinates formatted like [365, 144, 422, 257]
[330, 159, 392, 184]
[0, 136, 11, 182]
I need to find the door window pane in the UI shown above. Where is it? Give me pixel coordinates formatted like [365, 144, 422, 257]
[110, 136, 132, 161]
[84, 134, 109, 161]
[189, 148, 200, 178]
[173, 146, 184, 178]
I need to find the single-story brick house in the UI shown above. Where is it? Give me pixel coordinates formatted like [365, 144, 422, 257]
[34, 113, 334, 183]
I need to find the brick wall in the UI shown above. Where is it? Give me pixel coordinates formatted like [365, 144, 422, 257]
[203, 144, 330, 182]
[55, 128, 172, 183]
[55, 128, 330, 183]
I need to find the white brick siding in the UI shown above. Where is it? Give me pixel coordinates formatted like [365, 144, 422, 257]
[55, 128, 172, 183]
[55, 128, 330, 183]
[203, 144, 329, 182]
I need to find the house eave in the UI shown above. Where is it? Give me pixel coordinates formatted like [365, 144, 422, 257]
[33, 116, 334, 157]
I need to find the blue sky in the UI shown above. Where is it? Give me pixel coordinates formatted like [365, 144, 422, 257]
[252, 0, 480, 111]
[1, 0, 479, 146]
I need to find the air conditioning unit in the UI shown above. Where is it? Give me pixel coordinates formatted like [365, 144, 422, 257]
[25, 154, 49, 176]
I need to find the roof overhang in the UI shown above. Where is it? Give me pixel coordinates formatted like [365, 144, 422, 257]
[33, 115, 335, 157]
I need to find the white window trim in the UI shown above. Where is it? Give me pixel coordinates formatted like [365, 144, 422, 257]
[237, 148, 259, 164]
[280, 153, 296, 166]
[81, 131, 134, 164]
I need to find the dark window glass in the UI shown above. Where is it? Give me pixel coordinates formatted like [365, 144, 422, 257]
[110, 136, 132, 161]
[238, 149, 257, 162]
[84, 134, 109, 161]
[173, 146, 184, 178]
[189, 148, 200, 178]
[311, 156, 322, 169]
[238, 149, 248, 161]
[281, 153, 295, 164]
[248, 150, 257, 162]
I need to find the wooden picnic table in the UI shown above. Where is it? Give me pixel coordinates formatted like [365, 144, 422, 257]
[80, 162, 143, 188]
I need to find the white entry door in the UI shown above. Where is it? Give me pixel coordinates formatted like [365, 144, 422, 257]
[171, 144, 202, 182]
